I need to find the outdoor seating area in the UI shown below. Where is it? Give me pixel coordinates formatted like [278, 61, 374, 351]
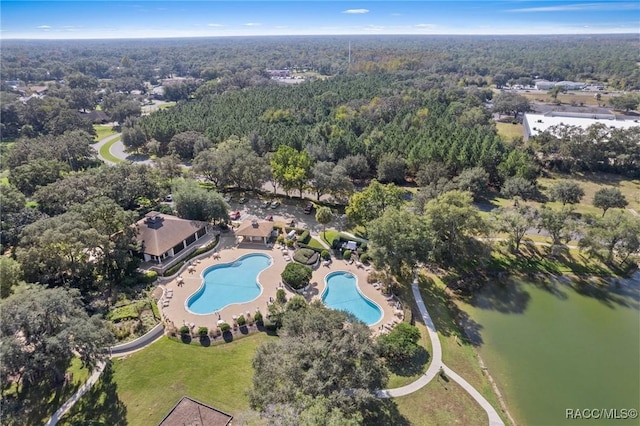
[155, 234, 397, 339]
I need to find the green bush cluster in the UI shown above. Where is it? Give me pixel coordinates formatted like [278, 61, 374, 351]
[293, 248, 319, 265]
[107, 301, 148, 322]
[281, 262, 313, 290]
[254, 311, 264, 325]
[141, 271, 158, 283]
[219, 322, 231, 333]
[343, 250, 352, 261]
[321, 250, 330, 260]
[236, 315, 246, 326]
[179, 325, 190, 335]
[360, 253, 371, 264]
[198, 326, 208, 337]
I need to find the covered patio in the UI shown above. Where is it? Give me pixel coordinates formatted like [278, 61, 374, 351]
[234, 220, 275, 245]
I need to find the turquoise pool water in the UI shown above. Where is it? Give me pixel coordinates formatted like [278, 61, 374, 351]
[322, 271, 382, 326]
[187, 253, 272, 315]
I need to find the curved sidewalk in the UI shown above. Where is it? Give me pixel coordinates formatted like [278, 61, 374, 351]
[378, 279, 505, 426]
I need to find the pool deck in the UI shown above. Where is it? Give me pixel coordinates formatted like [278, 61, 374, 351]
[158, 234, 397, 332]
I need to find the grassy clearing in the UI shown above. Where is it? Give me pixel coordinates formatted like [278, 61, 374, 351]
[395, 379, 489, 426]
[520, 91, 612, 107]
[537, 172, 640, 212]
[158, 102, 176, 110]
[61, 334, 277, 425]
[495, 122, 523, 142]
[307, 237, 326, 250]
[93, 124, 117, 142]
[488, 243, 633, 277]
[98, 136, 123, 163]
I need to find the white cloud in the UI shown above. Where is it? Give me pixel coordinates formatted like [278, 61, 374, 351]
[342, 9, 369, 14]
[415, 24, 436, 29]
[509, 2, 639, 13]
[244, 23, 262, 27]
[207, 23, 224, 27]
[37, 25, 51, 29]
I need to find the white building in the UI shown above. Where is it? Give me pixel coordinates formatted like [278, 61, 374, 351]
[534, 80, 587, 91]
[523, 112, 640, 140]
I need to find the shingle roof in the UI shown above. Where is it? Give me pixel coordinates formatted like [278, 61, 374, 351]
[235, 220, 274, 238]
[135, 212, 208, 257]
[158, 396, 232, 426]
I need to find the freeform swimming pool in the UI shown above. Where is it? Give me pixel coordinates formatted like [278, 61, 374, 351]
[322, 271, 383, 326]
[187, 253, 272, 315]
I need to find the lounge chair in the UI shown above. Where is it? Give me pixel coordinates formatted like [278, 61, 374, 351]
[162, 300, 170, 307]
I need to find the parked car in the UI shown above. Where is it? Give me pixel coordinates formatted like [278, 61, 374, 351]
[230, 210, 241, 220]
[261, 200, 270, 209]
[265, 215, 274, 221]
[165, 194, 173, 202]
[238, 197, 247, 204]
[303, 202, 314, 214]
[270, 201, 281, 209]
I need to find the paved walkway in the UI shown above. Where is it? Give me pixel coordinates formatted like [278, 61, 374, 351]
[378, 278, 505, 426]
[44, 361, 106, 426]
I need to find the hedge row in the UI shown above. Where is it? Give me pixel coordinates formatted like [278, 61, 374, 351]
[163, 236, 220, 277]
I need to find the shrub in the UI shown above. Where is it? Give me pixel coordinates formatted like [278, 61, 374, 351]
[237, 315, 246, 326]
[360, 253, 371, 264]
[331, 236, 342, 249]
[293, 248, 319, 265]
[198, 326, 208, 337]
[276, 234, 284, 244]
[276, 288, 287, 304]
[281, 262, 313, 290]
[286, 239, 295, 248]
[142, 271, 158, 283]
[343, 250, 352, 261]
[150, 300, 161, 320]
[219, 322, 231, 333]
[254, 311, 264, 325]
[321, 250, 330, 260]
[378, 323, 421, 363]
[297, 230, 311, 244]
[179, 325, 190, 335]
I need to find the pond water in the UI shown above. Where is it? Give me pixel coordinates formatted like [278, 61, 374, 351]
[459, 276, 640, 426]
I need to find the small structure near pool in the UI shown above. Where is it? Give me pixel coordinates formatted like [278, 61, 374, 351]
[235, 220, 275, 244]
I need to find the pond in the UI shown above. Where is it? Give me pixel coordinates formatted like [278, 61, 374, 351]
[458, 275, 640, 426]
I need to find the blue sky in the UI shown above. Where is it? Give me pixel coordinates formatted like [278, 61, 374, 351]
[1, 1, 638, 39]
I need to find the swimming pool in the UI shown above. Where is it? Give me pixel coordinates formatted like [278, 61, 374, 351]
[187, 253, 272, 315]
[322, 271, 383, 326]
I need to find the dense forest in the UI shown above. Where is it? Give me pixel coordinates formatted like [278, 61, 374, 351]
[2, 35, 639, 88]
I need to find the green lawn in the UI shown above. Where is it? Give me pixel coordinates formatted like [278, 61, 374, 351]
[495, 122, 524, 142]
[417, 274, 511, 425]
[307, 236, 326, 250]
[98, 136, 123, 163]
[93, 124, 117, 142]
[60, 333, 277, 425]
[158, 102, 176, 110]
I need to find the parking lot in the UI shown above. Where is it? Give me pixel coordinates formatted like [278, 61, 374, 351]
[226, 196, 347, 234]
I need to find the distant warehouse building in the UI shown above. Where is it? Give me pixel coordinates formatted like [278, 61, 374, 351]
[534, 80, 587, 90]
[523, 112, 640, 140]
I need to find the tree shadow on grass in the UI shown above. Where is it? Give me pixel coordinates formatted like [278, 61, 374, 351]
[199, 336, 211, 347]
[367, 398, 410, 426]
[5, 372, 84, 425]
[416, 275, 485, 347]
[387, 347, 430, 377]
[59, 361, 127, 426]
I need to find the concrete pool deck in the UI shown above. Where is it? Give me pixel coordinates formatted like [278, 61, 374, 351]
[158, 233, 397, 332]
